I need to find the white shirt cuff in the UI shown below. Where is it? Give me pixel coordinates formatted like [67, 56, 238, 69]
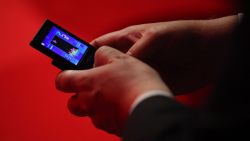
[238, 13, 244, 23]
[129, 90, 174, 115]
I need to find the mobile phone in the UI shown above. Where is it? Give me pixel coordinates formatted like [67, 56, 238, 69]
[30, 19, 96, 70]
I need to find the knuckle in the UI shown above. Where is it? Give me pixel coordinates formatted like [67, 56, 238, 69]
[95, 46, 130, 65]
[96, 46, 110, 54]
[123, 26, 134, 31]
[122, 25, 140, 34]
[144, 28, 157, 38]
[114, 54, 129, 61]
[94, 46, 110, 60]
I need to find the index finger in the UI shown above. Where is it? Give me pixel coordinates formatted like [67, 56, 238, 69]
[90, 31, 120, 48]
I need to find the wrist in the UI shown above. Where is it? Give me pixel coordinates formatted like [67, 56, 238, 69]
[116, 86, 171, 135]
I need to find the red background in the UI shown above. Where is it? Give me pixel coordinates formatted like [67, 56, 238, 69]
[0, 0, 236, 141]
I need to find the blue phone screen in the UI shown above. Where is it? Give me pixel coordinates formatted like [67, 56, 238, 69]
[41, 26, 88, 65]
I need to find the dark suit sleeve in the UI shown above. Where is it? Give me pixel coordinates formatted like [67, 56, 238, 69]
[122, 94, 249, 141]
[122, 96, 197, 141]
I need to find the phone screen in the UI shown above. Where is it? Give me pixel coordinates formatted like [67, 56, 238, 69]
[41, 26, 88, 65]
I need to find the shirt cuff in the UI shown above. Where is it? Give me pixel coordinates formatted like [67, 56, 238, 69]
[129, 90, 174, 115]
[238, 13, 244, 23]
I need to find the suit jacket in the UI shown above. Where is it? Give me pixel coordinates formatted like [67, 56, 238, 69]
[123, 6, 250, 141]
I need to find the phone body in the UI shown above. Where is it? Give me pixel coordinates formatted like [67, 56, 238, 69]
[30, 19, 96, 70]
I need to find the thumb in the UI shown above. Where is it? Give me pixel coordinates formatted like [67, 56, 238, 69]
[94, 46, 127, 67]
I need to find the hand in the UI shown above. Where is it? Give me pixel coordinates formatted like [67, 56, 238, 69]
[91, 15, 238, 94]
[56, 46, 171, 135]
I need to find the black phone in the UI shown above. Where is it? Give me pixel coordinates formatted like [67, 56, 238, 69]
[30, 19, 96, 70]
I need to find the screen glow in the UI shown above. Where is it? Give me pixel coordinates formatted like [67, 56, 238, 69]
[42, 26, 88, 65]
